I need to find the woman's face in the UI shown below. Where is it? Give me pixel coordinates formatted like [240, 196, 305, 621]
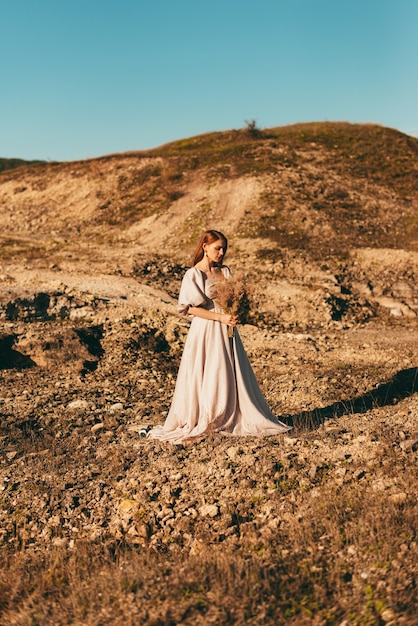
[204, 238, 226, 265]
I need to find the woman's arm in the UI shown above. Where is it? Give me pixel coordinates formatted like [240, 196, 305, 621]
[188, 306, 238, 327]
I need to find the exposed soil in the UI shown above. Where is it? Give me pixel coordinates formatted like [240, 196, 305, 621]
[0, 123, 417, 624]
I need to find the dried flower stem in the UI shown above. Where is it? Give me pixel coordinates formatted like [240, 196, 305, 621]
[212, 273, 253, 337]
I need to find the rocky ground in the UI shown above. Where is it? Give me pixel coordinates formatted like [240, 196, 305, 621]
[0, 250, 417, 625]
[0, 123, 417, 624]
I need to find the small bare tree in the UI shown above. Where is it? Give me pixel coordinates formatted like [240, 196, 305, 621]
[244, 119, 263, 138]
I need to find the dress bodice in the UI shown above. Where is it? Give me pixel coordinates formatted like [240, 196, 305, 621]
[178, 266, 231, 316]
[205, 276, 222, 302]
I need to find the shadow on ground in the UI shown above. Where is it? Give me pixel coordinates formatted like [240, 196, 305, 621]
[288, 366, 418, 430]
[0, 334, 36, 370]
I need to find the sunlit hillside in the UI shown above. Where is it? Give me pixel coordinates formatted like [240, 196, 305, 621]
[0, 122, 417, 625]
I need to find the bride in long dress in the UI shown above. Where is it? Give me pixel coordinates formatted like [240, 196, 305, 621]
[147, 229, 291, 444]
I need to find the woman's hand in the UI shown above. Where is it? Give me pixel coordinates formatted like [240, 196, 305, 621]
[219, 313, 238, 327]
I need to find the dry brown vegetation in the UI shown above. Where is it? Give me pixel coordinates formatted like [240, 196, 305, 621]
[0, 122, 417, 625]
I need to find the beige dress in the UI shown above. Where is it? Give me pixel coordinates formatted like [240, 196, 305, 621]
[147, 266, 291, 444]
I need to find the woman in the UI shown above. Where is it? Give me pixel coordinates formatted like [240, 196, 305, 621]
[148, 229, 291, 444]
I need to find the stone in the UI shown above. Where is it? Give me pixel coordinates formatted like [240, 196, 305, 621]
[189, 539, 205, 556]
[283, 436, 297, 446]
[389, 492, 407, 504]
[109, 402, 124, 413]
[226, 446, 240, 460]
[119, 499, 138, 513]
[381, 608, 396, 623]
[400, 439, 418, 452]
[199, 504, 219, 518]
[135, 521, 150, 539]
[67, 399, 90, 411]
[308, 464, 317, 479]
[91, 422, 105, 433]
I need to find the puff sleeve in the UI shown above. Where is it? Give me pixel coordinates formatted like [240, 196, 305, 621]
[177, 268, 208, 317]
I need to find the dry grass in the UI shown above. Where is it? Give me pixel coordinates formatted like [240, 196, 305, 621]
[2, 122, 418, 257]
[1, 121, 417, 625]
[0, 472, 415, 625]
[0, 157, 46, 173]
[0, 390, 416, 626]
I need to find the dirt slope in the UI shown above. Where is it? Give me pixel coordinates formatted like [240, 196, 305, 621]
[0, 122, 417, 625]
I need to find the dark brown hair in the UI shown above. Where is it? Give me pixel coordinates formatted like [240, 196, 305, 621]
[191, 230, 228, 266]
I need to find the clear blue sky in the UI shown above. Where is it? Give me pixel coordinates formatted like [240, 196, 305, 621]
[1, 0, 417, 162]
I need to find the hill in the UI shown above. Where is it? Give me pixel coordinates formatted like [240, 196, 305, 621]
[1, 122, 418, 328]
[0, 156, 46, 173]
[0, 122, 417, 624]
[1, 122, 418, 258]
